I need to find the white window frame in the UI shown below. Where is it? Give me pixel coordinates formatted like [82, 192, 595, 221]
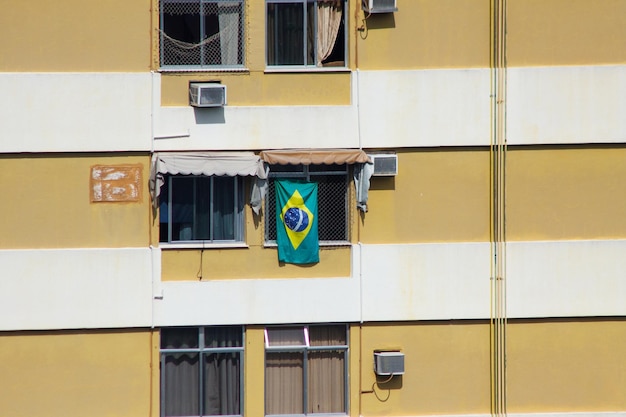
[160, 326, 245, 417]
[265, 0, 348, 70]
[159, 175, 245, 245]
[264, 324, 349, 417]
[159, 0, 246, 70]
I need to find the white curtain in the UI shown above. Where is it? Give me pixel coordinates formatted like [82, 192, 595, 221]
[218, 2, 240, 65]
[316, 0, 342, 65]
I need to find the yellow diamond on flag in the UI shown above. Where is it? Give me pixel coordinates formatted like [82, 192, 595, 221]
[281, 189, 314, 250]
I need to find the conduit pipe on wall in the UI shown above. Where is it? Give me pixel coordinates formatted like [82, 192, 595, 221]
[489, 0, 508, 415]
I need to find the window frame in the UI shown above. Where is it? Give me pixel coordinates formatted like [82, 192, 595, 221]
[264, 164, 351, 245]
[160, 326, 245, 417]
[159, 0, 246, 70]
[265, 0, 348, 70]
[264, 324, 349, 417]
[159, 174, 246, 245]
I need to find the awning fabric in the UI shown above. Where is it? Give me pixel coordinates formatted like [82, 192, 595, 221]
[150, 152, 268, 211]
[259, 149, 371, 165]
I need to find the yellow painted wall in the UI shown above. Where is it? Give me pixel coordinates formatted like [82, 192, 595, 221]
[355, 0, 491, 70]
[507, 319, 626, 412]
[0, 329, 157, 417]
[507, 0, 626, 67]
[361, 149, 491, 243]
[506, 146, 626, 241]
[0, 154, 152, 249]
[0, 0, 151, 72]
[358, 321, 491, 416]
[161, 246, 351, 280]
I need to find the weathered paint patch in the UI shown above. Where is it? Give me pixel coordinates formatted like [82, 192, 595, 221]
[90, 164, 142, 202]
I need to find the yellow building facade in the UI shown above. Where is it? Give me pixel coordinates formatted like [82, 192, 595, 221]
[1, 1, 625, 417]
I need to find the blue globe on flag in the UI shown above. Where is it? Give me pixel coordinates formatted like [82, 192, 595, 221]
[283, 207, 309, 232]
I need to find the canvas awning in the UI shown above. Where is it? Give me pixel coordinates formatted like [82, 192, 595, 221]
[259, 149, 371, 165]
[150, 152, 268, 211]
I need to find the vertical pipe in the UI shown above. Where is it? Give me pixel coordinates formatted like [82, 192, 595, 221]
[490, 0, 507, 415]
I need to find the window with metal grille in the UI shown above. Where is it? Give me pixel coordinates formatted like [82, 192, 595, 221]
[265, 164, 350, 244]
[160, 326, 244, 417]
[160, 0, 245, 69]
[266, 0, 347, 68]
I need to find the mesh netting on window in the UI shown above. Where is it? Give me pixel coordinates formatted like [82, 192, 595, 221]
[160, 1, 244, 67]
[265, 174, 350, 243]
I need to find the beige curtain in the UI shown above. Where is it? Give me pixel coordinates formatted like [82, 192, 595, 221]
[266, 352, 304, 414]
[316, 0, 342, 65]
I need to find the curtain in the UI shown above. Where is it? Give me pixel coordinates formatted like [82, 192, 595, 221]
[266, 352, 304, 414]
[316, 0, 342, 65]
[212, 176, 236, 240]
[164, 353, 201, 416]
[218, 2, 240, 65]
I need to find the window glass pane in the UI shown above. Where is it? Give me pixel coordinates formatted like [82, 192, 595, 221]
[163, 353, 200, 416]
[171, 177, 195, 241]
[195, 176, 212, 240]
[160, 179, 170, 242]
[309, 325, 346, 346]
[213, 176, 236, 240]
[267, 2, 304, 65]
[162, 1, 202, 66]
[266, 327, 306, 346]
[162, 328, 200, 349]
[204, 352, 241, 415]
[307, 350, 345, 413]
[265, 352, 304, 414]
[205, 326, 243, 348]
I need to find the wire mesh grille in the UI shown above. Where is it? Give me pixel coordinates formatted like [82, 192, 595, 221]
[265, 167, 351, 243]
[160, 0, 244, 67]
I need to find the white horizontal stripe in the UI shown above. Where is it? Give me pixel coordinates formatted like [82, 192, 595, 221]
[0, 247, 154, 330]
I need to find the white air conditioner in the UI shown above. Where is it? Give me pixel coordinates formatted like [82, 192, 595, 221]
[362, 0, 397, 13]
[374, 351, 405, 376]
[369, 153, 398, 176]
[189, 83, 227, 107]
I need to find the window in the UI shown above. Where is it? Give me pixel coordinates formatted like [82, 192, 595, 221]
[159, 175, 244, 243]
[161, 326, 244, 417]
[266, 0, 347, 67]
[160, 0, 244, 68]
[265, 164, 350, 243]
[265, 325, 348, 415]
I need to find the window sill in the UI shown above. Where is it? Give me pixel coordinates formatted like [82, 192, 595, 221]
[263, 241, 352, 248]
[159, 67, 250, 73]
[264, 66, 351, 74]
[159, 242, 249, 250]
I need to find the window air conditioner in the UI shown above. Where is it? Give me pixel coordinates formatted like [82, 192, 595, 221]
[362, 0, 397, 13]
[374, 351, 405, 376]
[369, 153, 398, 176]
[189, 83, 227, 107]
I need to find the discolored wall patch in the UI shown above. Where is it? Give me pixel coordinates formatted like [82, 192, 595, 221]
[90, 164, 142, 203]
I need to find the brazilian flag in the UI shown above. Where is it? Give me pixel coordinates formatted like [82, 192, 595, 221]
[275, 179, 319, 264]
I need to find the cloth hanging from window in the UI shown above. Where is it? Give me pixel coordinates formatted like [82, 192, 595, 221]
[150, 152, 268, 213]
[316, 0, 342, 65]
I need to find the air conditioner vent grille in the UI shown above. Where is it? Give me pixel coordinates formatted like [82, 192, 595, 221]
[189, 83, 227, 107]
[374, 351, 405, 376]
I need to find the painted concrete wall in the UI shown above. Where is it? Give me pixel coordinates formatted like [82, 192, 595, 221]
[0, 330, 157, 417]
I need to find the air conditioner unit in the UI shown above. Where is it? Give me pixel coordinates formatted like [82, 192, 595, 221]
[369, 153, 398, 176]
[362, 0, 397, 13]
[374, 351, 405, 376]
[189, 83, 227, 107]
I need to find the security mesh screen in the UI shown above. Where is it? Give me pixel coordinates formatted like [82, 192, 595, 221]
[160, 0, 244, 67]
[266, 165, 350, 243]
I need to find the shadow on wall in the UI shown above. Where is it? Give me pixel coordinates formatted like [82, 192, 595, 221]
[194, 107, 226, 125]
[364, 13, 396, 30]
